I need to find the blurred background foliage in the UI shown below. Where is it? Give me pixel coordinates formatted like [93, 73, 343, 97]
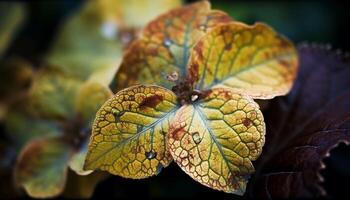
[0, 0, 349, 199]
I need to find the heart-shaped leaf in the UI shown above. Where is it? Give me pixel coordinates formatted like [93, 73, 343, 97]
[188, 22, 298, 99]
[84, 85, 179, 178]
[15, 137, 73, 198]
[168, 88, 265, 195]
[111, 1, 233, 91]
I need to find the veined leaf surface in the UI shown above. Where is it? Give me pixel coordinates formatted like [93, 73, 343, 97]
[188, 22, 298, 99]
[111, 1, 232, 91]
[84, 85, 179, 178]
[168, 88, 265, 195]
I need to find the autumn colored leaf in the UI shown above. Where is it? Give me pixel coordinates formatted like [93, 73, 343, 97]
[248, 45, 350, 199]
[15, 137, 73, 198]
[84, 85, 179, 178]
[188, 22, 298, 99]
[111, 1, 233, 91]
[168, 88, 265, 195]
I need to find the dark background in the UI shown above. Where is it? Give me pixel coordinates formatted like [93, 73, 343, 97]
[1, 0, 350, 199]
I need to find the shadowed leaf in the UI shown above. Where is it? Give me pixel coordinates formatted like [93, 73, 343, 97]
[63, 170, 108, 198]
[168, 88, 265, 195]
[249, 45, 350, 199]
[0, 2, 25, 58]
[189, 22, 298, 99]
[84, 85, 179, 178]
[15, 137, 73, 198]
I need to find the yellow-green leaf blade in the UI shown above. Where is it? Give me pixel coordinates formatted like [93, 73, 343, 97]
[189, 22, 298, 99]
[168, 88, 265, 195]
[15, 137, 72, 198]
[84, 85, 179, 178]
[111, 1, 232, 91]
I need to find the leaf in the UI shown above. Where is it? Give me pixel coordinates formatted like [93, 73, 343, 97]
[68, 142, 93, 176]
[84, 85, 179, 178]
[111, 1, 233, 91]
[249, 45, 350, 199]
[188, 22, 298, 99]
[26, 68, 82, 119]
[110, 0, 182, 28]
[0, 2, 25, 58]
[47, 0, 123, 80]
[15, 137, 73, 198]
[75, 81, 113, 127]
[63, 170, 108, 198]
[168, 88, 265, 195]
[5, 111, 62, 150]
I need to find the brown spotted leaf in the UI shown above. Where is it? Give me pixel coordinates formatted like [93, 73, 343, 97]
[84, 85, 179, 178]
[168, 88, 265, 195]
[188, 22, 298, 99]
[111, 1, 233, 91]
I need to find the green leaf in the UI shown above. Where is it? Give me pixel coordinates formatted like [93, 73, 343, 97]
[5, 111, 61, 150]
[75, 81, 113, 127]
[0, 2, 25, 58]
[15, 137, 73, 198]
[168, 88, 265, 195]
[63, 170, 108, 198]
[47, 0, 123, 80]
[84, 85, 179, 178]
[188, 22, 298, 99]
[68, 142, 93, 176]
[26, 68, 82, 119]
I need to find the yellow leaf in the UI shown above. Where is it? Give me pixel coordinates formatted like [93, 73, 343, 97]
[168, 88, 265, 195]
[84, 85, 179, 178]
[188, 22, 298, 99]
[111, 1, 232, 91]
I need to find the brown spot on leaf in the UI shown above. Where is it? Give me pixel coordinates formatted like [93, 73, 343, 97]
[225, 43, 232, 51]
[278, 59, 289, 67]
[170, 126, 185, 140]
[139, 95, 163, 110]
[243, 118, 252, 127]
[194, 41, 204, 60]
[189, 62, 199, 83]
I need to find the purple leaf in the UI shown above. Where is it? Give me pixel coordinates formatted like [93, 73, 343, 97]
[248, 44, 350, 199]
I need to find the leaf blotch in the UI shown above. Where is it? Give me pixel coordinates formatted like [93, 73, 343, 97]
[139, 95, 163, 110]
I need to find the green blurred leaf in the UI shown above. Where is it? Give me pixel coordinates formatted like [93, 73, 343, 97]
[75, 81, 113, 127]
[47, 0, 123, 80]
[5, 111, 62, 150]
[68, 142, 93, 176]
[26, 68, 82, 119]
[63, 170, 108, 198]
[15, 137, 73, 198]
[0, 2, 25, 58]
